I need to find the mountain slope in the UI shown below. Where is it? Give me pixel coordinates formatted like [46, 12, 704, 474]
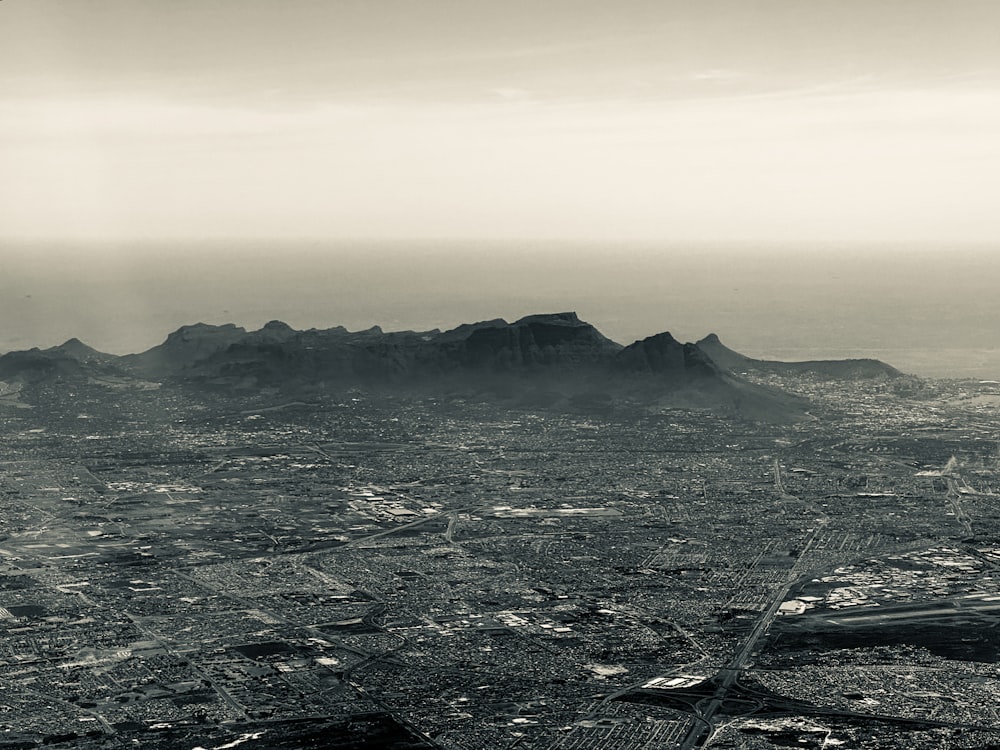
[122, 323, 248, 376]
[609, 332, 808, 421]
[696, 333, 901, 379]
[0, 339, 120, 383]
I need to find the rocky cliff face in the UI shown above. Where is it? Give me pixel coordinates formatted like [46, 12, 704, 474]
[614, 332, 719, 379]
[444, 312, 623, 370]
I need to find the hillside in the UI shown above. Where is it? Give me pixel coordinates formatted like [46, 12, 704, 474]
[696, 333, 901, 379]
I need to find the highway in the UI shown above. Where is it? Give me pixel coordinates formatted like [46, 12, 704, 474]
[945, 475, 974, 536]
[677, 526, 821, 748]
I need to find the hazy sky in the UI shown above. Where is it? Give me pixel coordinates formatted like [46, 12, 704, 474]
[3, 0, 1000, 243]
[4, 241, 1000, 380]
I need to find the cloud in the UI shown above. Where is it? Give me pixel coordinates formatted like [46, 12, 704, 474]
[491, 88, 531, 101]
[2, 83, 1000, 242]
[0, 96, 377, 142]
[688, 69, 746, 81]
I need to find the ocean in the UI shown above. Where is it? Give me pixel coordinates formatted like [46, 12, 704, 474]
[2, 240, 998, 379]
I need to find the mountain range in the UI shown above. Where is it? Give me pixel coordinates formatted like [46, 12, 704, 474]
[0, 313, 901, 421]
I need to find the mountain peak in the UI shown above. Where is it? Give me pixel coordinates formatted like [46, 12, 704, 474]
[643, 331, 679, 344]
[45, 338, 112, 363]
[514, 312, 582, 326]
[696, 333, 751, 370]
[261, 320, 295, 332]
[56, 337, 94, 353]
[174, 322, 243, 333]
[169, 322, 244, 336]
[615, 331, 717, 376]
[250, 320, 298, 342]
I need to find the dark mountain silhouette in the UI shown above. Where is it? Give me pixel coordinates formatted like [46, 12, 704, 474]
[111, 313, 805, 420]
[613, 332, 717, 378]
[0, 314, 902, 421]
[122, 323, 248, 376]
[696, 333, 901, 379]
[0, 338, 121, 383]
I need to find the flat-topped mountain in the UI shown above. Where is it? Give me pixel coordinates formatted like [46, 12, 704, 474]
[122, 322, 249, 375]
[0, 314, 902, 421]
[444, 312, 623, 370]
[696, 333, 901, 379]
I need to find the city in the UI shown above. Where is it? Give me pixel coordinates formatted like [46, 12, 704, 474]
[1, 366, 999, 748]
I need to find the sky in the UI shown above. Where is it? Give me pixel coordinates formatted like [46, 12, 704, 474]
[3, 1, 1000, 375]
[3, 0, 1000, 243]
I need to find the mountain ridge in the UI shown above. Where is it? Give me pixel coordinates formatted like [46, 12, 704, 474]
[0, 314, 902, 422]
[696, 333, 902, 379]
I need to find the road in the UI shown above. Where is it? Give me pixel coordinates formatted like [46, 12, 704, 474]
[945, 476, 974, 536]
[677, 526, 821, 749]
